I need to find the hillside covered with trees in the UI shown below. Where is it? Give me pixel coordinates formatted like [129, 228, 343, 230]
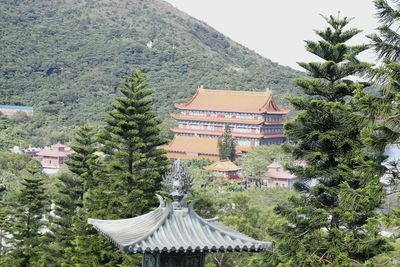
[0, 0, 301, 147]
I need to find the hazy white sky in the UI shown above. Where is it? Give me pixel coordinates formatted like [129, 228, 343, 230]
[164, 0, 379, 70]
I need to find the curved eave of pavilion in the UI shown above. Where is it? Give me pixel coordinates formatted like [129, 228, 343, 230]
[88, 196, 271, 254]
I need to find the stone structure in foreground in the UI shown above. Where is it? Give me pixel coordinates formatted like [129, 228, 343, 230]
[88, 160, 270, 267]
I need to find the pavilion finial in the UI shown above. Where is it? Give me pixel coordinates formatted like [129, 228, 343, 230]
[162, 159, 194, 209]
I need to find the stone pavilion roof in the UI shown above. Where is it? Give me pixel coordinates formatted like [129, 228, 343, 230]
[88, 196, 271, 254]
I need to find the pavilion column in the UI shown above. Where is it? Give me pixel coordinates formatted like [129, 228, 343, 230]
[142, 253, 159, 267]
[142, 252, 205, 267]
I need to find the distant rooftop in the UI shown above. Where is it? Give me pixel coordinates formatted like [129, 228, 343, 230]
[175, 87, 288, 114]
[205, 160, 241, 172]
[265, 162, 296, 179]
[167, 135, 219, 156]
[0, 105, 33, 111]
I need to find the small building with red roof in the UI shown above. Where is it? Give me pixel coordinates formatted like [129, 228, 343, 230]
[264, 162, 297, 189]
[35, 143, 72, 169]
[204, 160, 241, 179]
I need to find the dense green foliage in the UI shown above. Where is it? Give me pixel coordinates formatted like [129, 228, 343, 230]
[195, 188, 296, 267]
[217, 125, 236, 161]
[268, 15, 391, 266]
[0, 70, 170, 266]
[0, 151, 32, 192]
[0, 0, 300, 147]
[47, 125, 102, 266]
[357, 0, 400, 151]
[237, 145, 288, 187]
[361, 1, 400, 263]
[91, 69, 169, 219]
[3, 161, 49, 266]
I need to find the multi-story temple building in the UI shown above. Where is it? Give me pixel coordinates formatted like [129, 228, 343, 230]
[166, 86, 288, 160]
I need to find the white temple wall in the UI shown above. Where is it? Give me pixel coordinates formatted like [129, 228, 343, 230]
[237, 139, 251, 146]
[183, 110, 264, 120]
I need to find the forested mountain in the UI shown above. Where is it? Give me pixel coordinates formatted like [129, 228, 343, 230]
[0, 0, 300, 146]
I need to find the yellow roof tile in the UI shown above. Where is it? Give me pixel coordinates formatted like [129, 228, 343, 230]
[166, 152, 219, 161]
[204, 160, 241, 172]
[167, 136, 219, 155]
[175, 88, 288, 114]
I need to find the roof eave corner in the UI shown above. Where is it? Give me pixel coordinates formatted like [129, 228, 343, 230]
[175, 87, 204, 110]
[259, 90, 274, 113]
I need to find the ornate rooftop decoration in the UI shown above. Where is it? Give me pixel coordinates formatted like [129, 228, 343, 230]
[161, 159, 194, 209]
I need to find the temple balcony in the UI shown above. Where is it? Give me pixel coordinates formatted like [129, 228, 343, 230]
[172, 128, 285, 139]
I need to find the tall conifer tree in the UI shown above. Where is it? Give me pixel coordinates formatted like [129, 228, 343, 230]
[7, 160, 49, 266]
[80, 70, 168, 266]
[47, 125, 100, 265]
[0, 199, 10, 259]
[90, 69, 168, 219]
[268, 15, 390, 266]
[218, 124, 236, 161]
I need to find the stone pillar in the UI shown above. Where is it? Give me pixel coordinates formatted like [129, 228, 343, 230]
[142, 253, 205, 267]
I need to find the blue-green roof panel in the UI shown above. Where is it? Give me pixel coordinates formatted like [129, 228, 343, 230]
[88, 197, 271, 254]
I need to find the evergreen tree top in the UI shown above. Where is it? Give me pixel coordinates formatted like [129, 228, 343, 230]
[268, 14, 390, 266]
[314, 14, 362, 45]
[369, 0, 400, 61]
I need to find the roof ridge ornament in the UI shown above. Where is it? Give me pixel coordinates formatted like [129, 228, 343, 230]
[162, 159, 194, 210]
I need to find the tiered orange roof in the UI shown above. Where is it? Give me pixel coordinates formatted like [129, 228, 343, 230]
[204, 160, 241, 172]
[175, 88, 289, 114]
[167, 135, 219, 155]
[166, 136, 220, 160]
[166, 135, 251, 161]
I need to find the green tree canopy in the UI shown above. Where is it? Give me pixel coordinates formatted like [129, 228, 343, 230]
[218, 124, 236, 161]
[88, 69, 169, 219]
[5, 161, 50, 266]
[268, 14, 391, 266]
[47, 125, 103, 266]
[357, 0, 400, 152]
